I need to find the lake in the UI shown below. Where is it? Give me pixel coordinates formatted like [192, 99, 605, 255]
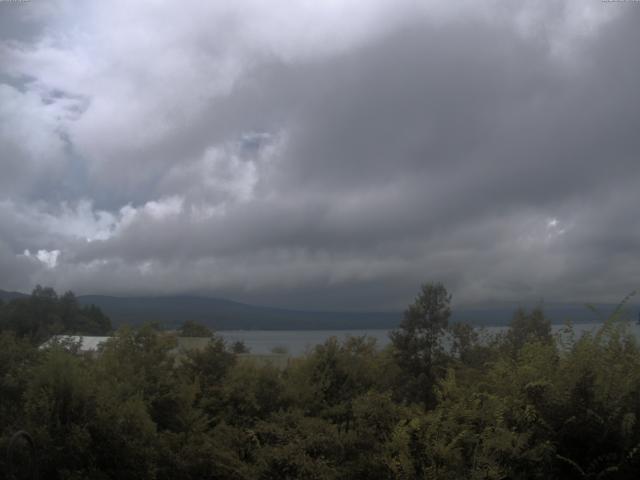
[219, 321, 640, 355]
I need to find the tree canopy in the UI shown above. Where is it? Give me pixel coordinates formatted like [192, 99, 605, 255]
[1, 284, 639, 479]
[0, 286, 111, 343]
[390, 282, 452, 407]
[179, 320, 213, 338]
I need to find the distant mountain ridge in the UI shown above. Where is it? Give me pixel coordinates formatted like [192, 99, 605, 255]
[76, 294, 401, 330]
[2, 289, 638, 330]
[0, 290, 28, 302]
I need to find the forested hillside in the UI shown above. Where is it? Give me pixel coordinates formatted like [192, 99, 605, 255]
[74, 295, 638, 329]
[0, 286, 112, 343]
[76, 294, 401, 330]
[0, 284, 639, 479]
[4, 288, 628, 330]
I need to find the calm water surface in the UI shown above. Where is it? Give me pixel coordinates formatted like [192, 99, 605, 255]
[220, 322, 640, 355]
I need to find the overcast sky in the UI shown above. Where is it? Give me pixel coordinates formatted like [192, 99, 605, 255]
[0, 0, 639, 310]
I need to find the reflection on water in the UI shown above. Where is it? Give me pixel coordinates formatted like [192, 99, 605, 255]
[219, 329, 392, 355]
[219, 322, 640, 356]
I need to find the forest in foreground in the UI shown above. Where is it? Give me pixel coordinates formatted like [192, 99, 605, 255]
[1, 284, 639, 479]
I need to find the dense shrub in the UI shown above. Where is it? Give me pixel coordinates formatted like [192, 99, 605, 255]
[1, 285, 639, 479]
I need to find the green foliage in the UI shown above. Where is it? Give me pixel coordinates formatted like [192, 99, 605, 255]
[298, 336, 385, 424]
[0, 286, 112, 343]
[0, 332, 38, 427]
[1, 284, 640, 479]
[504, 306, 552, 354]
[218, 362, 291, 429]
[252, 410, 340, 479]
[390, 282, 452, 407]
[179, 334, 236, 420]
[232, 340, 250, 354]
[179, 320, 213, 338]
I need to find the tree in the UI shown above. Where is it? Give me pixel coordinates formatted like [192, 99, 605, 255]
[179, 320, 213, 338]
[449, 322, 479, 364]
[390, 282, 451, 407]
[0, 287, 111, 342]
[505, 306, 552, 353]
[231, 340, 250, 354]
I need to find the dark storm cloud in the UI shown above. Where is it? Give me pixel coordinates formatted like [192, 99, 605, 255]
[0, 1, 639, 308]
[0, 3, 44, 42]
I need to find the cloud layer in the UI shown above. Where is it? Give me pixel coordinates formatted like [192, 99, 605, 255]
[1, 0, 639, 309]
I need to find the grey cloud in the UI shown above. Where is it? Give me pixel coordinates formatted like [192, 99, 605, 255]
[0, 239, 41, 291]
[1, 2, 639, 309]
